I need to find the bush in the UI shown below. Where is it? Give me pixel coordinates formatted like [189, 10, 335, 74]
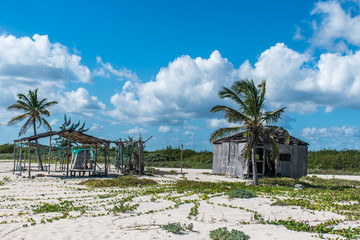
[227, 189, 257, 199]
[210, 227, 250, 240]
[160, 222, 194, 234]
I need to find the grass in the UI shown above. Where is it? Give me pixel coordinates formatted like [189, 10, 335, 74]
[79, 175, 158, 188]
[308, 168, 360, 175]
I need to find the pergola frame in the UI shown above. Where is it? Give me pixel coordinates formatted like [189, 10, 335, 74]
[13, 130, 110, 179]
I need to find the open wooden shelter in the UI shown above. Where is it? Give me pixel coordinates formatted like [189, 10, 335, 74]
[13, 130, 111, 178]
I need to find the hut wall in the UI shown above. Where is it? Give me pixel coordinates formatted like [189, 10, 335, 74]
[213, 142, 247, 178]
[290, 145, 308, 178]
[278, 144, 307, 178]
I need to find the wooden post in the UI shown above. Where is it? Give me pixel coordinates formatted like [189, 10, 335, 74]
[66, 139, 70, 177]
[48, 136, 52, 174]
[181, 144, 183, 175]
[94, 145, 98, 174]
[104, 144, 108, 177]
[138, 135, 142, 176]
[28, 140, 31, 179]
[19, 142, 23, 176]
[13, 142, 17, 174]
[121, 143, 124, 174]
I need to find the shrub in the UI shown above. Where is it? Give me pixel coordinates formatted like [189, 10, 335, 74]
[160, 222, 194, 234]
[210, 227, 250, 240]
[227, 189, 257, 199]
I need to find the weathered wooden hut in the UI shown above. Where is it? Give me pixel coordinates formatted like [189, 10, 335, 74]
[212, 132, 308, 179]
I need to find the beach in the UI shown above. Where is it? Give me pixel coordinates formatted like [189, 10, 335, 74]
[0, 160, 359, 240]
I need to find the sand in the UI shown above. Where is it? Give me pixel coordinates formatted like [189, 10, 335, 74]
[0, 160, 359, 240]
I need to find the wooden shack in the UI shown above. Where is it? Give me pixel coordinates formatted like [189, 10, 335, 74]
[212, 132, 308, 179]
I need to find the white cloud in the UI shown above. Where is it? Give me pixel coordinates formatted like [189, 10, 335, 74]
[301, 125, 360, 149]
[238, 42, 360, 113]
[302, 126, 359, 140]
[207, 118, 239, 129]
[94, 56, 139, 81]
[0, 34, 92, 123]
[311, 1, 360, 50]
[123, 126, 147, 135]
[90, 123, 105, 131]
[158, 125, 171, 133]
[50, 119, 59, 126]
[293, 26, 305, 40]
[58, 88, 106, 114]
[109, 50, 237, 125]
[184, 130, 195, 139]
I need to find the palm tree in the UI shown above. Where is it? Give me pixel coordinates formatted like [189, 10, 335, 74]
[55, 114, 89, 147]
[7, 89, 58, 170]
[210, 79, 287, 185]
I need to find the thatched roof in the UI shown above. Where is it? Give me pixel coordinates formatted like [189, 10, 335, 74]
[214, 132, 308, 146]
[13, 130, 109, 146]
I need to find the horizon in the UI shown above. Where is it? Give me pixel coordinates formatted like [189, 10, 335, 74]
[1, 0, 360, 151]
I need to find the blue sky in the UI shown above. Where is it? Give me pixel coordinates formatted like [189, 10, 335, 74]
[1, 0, 360, 151]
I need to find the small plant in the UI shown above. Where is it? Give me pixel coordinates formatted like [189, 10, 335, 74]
[227, 189, 257, 199]
[161, 222, 183, 234]
[160, 222, 194, 234]
[210, 227, 250, 240]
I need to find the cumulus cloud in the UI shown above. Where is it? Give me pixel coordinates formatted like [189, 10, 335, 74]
[94, 56, 139, 81]
[123, 126, 147, 135]
[58, 88, 106, 114]
[109, 51, 237, 125]
[301, 126, 360, 149]
[311, 1, 360, 50]
[207, 118, 239, 129]
[0, 34, 92, 121]
[184, 130, 195, 139]
[302, 126, 359, 140]
[158, 125, 171, 133]
[90, 123, 105, 131]
[238, 42, 360, 113]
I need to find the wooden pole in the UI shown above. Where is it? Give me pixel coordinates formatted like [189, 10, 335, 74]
[48, 136, 52, 174]
[181, 144, 183, 175]
[19, 142, 23, 176]
[138, 135, 142, 176]
[104, 144, 108, 177]
[121, 143, 124, 174]
[66, 139, 70, 177]
[28, 140, 31, 179]
[94, 145, 98, 174]
[13, 142, 17, 174]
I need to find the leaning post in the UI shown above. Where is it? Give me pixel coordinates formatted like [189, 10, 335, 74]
[181, 144, 183, 175]
[12, 141, 17, 174]
[28, 140, 31, 179]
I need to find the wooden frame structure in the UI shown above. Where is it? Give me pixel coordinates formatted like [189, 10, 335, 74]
[13, 130, 110, 179]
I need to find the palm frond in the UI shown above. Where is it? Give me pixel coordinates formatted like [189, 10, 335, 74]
[209, 126, 244, 143]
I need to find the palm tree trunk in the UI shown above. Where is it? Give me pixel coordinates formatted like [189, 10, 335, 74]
[252, 145, 258, 185]
[33, 122, 44, 171]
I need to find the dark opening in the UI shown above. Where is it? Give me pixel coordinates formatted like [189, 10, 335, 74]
[280, 153, 291, 161]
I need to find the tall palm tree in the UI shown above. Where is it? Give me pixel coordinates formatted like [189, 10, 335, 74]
[7, 89, 58, 170]
[210, 79, 287, 185]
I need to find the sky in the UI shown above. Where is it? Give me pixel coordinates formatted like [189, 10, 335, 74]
[1, 0, 360, 151]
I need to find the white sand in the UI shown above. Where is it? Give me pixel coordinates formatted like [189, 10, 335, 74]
[0, 160, 358, 240]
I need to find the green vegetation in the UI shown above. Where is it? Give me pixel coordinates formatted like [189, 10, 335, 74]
[79, 175, 158, 188]
[160, 222, 194, 234]
[308, 149, 360, 173]
[33, 200, 85, 213]
[227, 189, 257, 199]
[210, 227, 250, 240]
[145, 145, 213, 169]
